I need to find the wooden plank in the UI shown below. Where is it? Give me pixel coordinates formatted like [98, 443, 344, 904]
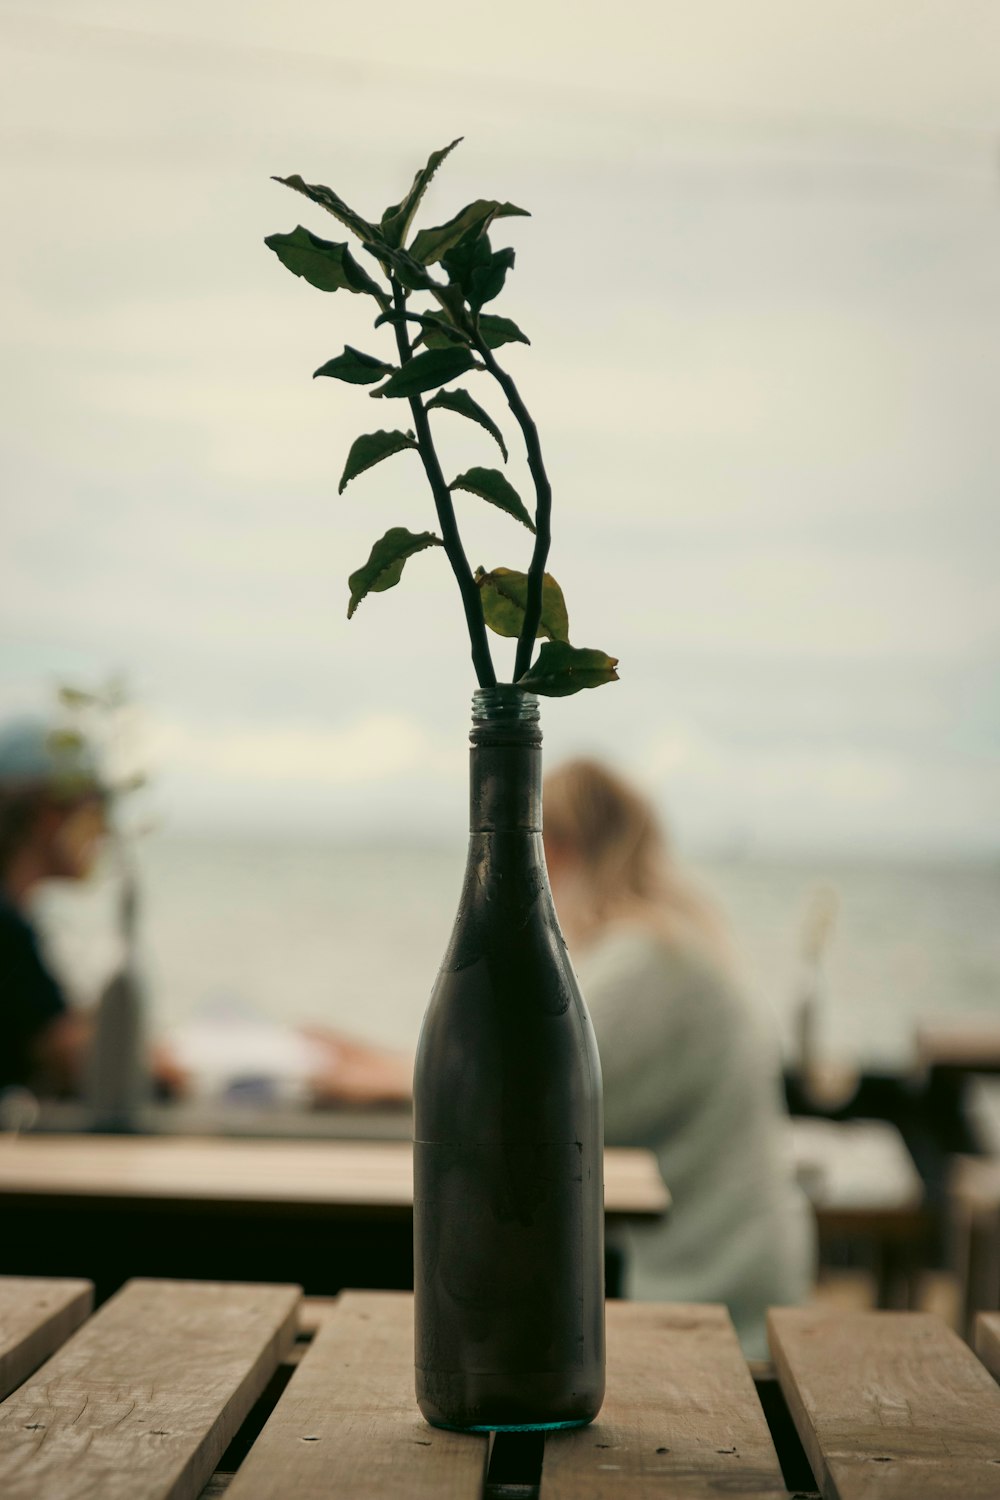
[225, 1291, 487, 1500]
[35, 1098, 415, 1143]
[542, 1302, 787, 1498]
[0, 1277, 93, 1399]
[790, 1119, 923, 1212]
[0, 1278, 299, 1500]
[914, 1017, 1000, 1073]
[295, 1296, 340, 1337]
[0, 1136, 416, 1214]
[0, 1136, 667, 1221]
[769, 1307, 1000, 1498]
[603, 1148, 671, 1217]
[975, 1312, 1000, 1384]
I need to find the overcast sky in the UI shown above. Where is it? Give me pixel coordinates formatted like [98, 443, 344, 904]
[2, 1, 998, 854]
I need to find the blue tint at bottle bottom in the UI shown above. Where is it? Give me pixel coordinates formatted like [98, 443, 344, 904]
[428, 1417, 592, 1433]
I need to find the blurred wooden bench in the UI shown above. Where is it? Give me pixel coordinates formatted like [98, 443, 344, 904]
[790, 1117, 931, 1307]
[0, 1135, 668, 1302]
[5, 1276, 1000, 1496]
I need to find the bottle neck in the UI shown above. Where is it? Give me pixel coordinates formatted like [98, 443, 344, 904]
[468, 687, 542, 834]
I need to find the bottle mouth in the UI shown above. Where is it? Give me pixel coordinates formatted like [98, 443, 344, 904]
[471, 685, 540, 725]
[470, 685, 541, 745]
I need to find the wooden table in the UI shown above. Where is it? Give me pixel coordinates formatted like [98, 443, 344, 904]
[32, 1098, 419, 1142]
[789, 1118, 932, 1307]
[3, 1277, 1000, 1499]
[915, 1018, 1000, 1076]
[0, 1135, 668, 1302]
[948, 1155, 1000, 1338]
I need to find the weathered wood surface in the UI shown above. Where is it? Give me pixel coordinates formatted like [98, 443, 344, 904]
[0, 1278, 299, 1500]
[769, 1307, 1000, 1498]
[975, 1312, 1000, 1385]
[0, 1277, 92, 1400]
[0, 1136, 667, 1221]
[543, 1302, 787, 1498]
[225, 1291, 488, 1500]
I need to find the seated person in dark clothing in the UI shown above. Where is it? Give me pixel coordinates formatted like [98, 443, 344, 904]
[0, 718, 108, 1096]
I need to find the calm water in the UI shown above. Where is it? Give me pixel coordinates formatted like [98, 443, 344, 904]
[35, 835, 1000, 1071]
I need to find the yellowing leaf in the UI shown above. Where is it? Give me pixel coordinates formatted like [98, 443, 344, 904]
[476, 568, 569, 642]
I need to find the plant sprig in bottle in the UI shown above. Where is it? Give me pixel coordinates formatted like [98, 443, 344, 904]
[266, 138, 618, 698]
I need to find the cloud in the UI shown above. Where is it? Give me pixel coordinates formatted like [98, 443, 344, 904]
[636, 718, 1000, 854]
[149, 711, 458, 787]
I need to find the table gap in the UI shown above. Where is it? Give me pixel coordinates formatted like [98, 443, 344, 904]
[213, 1360, 298, 1475]
[197, 1315, 821, 1500]
[753, 1374, 819, 1496]
[484, 1430, 544, 1499]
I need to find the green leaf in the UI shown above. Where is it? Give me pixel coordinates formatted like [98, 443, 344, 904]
[477, 314, 530, 349]
[516, 641, 620, 697]
[265, 227, 388, 306]
[420, 321, 470, 350]
[272, 174, 375, 244]
[375, 309, 466, 346]
[347, 527, 443, 618]
[410, 200, 529, 266]
[429, 283, 470, 330]
[469, 246, 515, 312]
[362, 240, 437, 292]
[440, 232, 515, 314]
[314, 346, 395, 385]
[426, 387, 507, 461]
[379, 138, 463, 249]
[441, 225, 493, 292]
[371, 346, 477, 399]
[475, 567, 569, 642]
[339, 430, 418, 494]
[450, 466, 534, 532]
[421, 305, 528, 352]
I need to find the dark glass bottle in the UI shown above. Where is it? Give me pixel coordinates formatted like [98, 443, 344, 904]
[85, 863, 148, 1132]
[413, 685, 605, 1431]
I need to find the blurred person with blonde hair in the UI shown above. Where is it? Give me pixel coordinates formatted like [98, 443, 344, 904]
[543, 757, 814, 1357]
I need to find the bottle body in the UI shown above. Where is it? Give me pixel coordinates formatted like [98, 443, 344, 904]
[85, 962, 147, 1130]
[413, 689, 605, 1430]
[85, 869, 148, 1131]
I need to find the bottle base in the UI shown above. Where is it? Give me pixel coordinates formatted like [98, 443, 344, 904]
[416, 1365, 604, 1433]
[426, 1416, 593, 1433]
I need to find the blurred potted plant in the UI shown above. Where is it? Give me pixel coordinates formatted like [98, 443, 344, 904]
[267, 139, 617, 1431]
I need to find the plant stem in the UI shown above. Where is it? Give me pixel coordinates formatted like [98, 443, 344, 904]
[389, 280, 496, 690]
[472, 335, 551, 682]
